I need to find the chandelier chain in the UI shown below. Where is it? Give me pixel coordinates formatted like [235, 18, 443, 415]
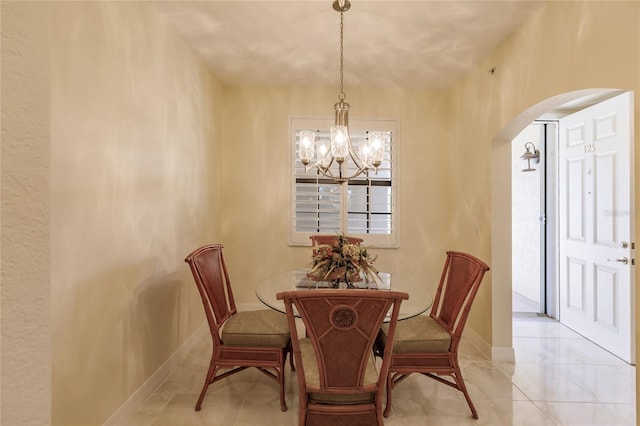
[338, 10, 345, 101]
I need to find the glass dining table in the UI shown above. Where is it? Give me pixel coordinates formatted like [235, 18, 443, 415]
[255, 269, 433, 321]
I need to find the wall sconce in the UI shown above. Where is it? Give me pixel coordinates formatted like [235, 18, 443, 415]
[520, 142, 540, 172]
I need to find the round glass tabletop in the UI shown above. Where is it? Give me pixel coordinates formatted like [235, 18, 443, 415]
[255, 269, 433, 321]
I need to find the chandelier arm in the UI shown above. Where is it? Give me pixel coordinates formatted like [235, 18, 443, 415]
[346, 137, 368, 170]
[307, 154, 336, 171]
[314, 162, 371, 183]
[310, 130, 374, 182]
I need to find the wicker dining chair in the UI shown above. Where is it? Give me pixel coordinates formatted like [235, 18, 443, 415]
[376, 251, 490, 419]
[185, 244, 293, 412]
[277, 289, 408, 426]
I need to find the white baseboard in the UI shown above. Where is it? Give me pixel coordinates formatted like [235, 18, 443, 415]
[463, 327, 515, 363]
[103, 323, 208, 426]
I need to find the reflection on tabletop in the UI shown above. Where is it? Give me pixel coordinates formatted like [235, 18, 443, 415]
[255, 270, 433, 321]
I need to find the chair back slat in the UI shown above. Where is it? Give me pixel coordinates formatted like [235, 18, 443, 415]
[185, 245, 236, 341]
[431, 251, 490, 337]
[279, 290, 407, 394]
[304, 296, 389, 389]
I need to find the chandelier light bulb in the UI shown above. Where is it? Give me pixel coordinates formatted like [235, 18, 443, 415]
[360, 142, 371, 164]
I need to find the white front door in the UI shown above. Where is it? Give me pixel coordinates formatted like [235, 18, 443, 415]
[558, 91, 635, 364]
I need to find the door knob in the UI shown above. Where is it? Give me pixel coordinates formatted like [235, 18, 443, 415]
[614, 257, 629, 264]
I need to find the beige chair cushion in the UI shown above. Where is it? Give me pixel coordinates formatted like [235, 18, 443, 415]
[222, 310, 290, 348]
[300, 338, 377, 404]
[379, 315, 451, 353]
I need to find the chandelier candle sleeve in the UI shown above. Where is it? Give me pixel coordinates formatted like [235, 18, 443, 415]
[363, 131, 385, 167]
[298, 131, 316, 166]
[330, 126, 349, 161]
[317, 139, 332, 168]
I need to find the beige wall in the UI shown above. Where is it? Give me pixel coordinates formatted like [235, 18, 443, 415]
[50, 3, 224, 424]
[1, 2, 52, 425]
[3, 1, 224, 425]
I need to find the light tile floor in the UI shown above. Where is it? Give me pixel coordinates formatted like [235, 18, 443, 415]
[129, 316, 636, 425]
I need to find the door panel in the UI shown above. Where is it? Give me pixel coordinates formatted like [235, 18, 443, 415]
[567, 158, 586, 240]
[594, 152, 616, 245]
[567, 257, 586, 312]
[594, 264, 617, 330]
[558, 91, 634, 364]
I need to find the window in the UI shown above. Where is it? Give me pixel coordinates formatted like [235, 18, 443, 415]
[289, 117, 397, 247]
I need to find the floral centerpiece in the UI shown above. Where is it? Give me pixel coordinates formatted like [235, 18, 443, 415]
[307, 234, 380, 288]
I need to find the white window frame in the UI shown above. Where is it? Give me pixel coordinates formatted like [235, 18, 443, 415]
[288, 116, 398, 247]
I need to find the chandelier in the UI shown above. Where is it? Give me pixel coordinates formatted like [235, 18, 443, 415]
[297, 0, 386, 184]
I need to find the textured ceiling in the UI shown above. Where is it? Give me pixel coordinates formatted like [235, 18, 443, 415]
[153, 1, 546, 89]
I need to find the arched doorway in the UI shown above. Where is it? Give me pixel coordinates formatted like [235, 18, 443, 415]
[490, 88, 632, 361]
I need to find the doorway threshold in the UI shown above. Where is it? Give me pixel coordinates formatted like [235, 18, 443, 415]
[513, 312, 555, 320]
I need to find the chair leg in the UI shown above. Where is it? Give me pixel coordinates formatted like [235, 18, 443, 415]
[383, 372, 393, 418]
[195, 362, 217, 411]
[453, 369, 478, 419]
[279, 349, 287, 412]
[299, 405, 306, 426]
[384, 372, 411, 418]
